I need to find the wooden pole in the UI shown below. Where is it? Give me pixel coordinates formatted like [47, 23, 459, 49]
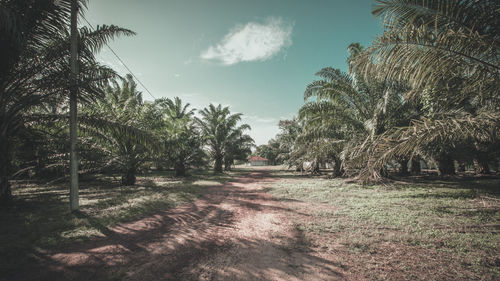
[69, 0, 79, 211]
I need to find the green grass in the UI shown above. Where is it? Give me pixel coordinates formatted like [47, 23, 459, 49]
[0, 168, 249, 278]
[267, 171, 500, 280]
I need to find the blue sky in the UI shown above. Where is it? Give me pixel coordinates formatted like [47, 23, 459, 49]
[85, 0, 383, 145]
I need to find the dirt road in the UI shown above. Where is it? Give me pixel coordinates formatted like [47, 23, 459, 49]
[20, 170, 344, 280]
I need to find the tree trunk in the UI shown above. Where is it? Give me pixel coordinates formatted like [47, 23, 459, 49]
[379, 166, 389, 178]
[473, 143, 490, 175]
[34, 149, 45, 178]
[0, 174, 11, 204]
[224, 157, 232, 171]
[0, 139, 12, 203]
[410, 157, 421, 174]
[295, 161, 303, 172]
[398, 158, 409, 175]
[437, 154, 455, 175]
[214, 155, 223, 173]
[473, 158, 490, 175]
[312, 160, 320, 174]
[156, 163, 164, 171]
[473, 145, 490, 175]
[332, 157, 343, 177]
[456, 161, 466, 173]
[174, 162, 186, 177]
[69, 0, 80, 211]
[121, 167, 136, 185]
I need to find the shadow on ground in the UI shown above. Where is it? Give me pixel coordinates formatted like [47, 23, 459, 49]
[4, 170, 344, 281]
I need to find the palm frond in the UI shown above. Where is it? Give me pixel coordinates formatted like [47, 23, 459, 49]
[80, 24, 136, 54]
[353, 110, 499, 182]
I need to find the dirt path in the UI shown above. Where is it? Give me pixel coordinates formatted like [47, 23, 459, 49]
[20, 170, 344, 280]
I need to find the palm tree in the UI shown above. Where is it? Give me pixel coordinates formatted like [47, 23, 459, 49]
[274, 118, 302, 167]
[0, 0, 134, 201]
[160, 97, 194, 119]
[298, 68, 365, 176]
[223, 131, 254, 171]
[155, 97, 205, 176]
[197, 104, 251, 173]
[298, 42, 421, 179]
[298, 68, 381, 175]
[83, 75, 156, 185]
[0, 0, 71, 201]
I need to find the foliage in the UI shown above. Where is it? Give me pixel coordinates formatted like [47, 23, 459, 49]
[154, 97, 206, 176]
[81, 74, 159, 185]
[0, 0, 251, 201]
[196, 104, 253, 173]
[294, 43, 416, 177]
[0, 0, 135, 201]
[254, 140, 281, 165]
[271, 0, 499, 181]
[350, 0, 500, 181]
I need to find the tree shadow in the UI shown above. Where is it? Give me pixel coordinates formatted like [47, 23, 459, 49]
[4, 170, 345, 281]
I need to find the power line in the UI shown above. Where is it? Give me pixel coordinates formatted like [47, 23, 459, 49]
[81, 16, 157, 100]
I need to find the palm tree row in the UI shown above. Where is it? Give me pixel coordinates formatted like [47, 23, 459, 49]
[0, 0, 254, 202]
[349, 0, 499, 181]
[257, 0, 499, 181]
[0, 0, 135, 201]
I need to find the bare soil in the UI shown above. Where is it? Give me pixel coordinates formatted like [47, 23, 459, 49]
[14, 170, 345, 281]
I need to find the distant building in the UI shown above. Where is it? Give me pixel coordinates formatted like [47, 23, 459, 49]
[248, 156, 268, 166]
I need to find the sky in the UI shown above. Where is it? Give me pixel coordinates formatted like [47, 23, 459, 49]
[85, 0, 383, 145]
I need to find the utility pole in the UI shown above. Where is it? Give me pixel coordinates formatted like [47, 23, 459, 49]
[69, 0, 79, 211]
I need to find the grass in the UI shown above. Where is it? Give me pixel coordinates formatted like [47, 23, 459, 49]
[0, 168, 249, 279]
[2, 167, 498, 280]
[266, 170, 500, 280]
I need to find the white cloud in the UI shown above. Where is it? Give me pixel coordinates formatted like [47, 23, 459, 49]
[201, 17, 293, 65]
